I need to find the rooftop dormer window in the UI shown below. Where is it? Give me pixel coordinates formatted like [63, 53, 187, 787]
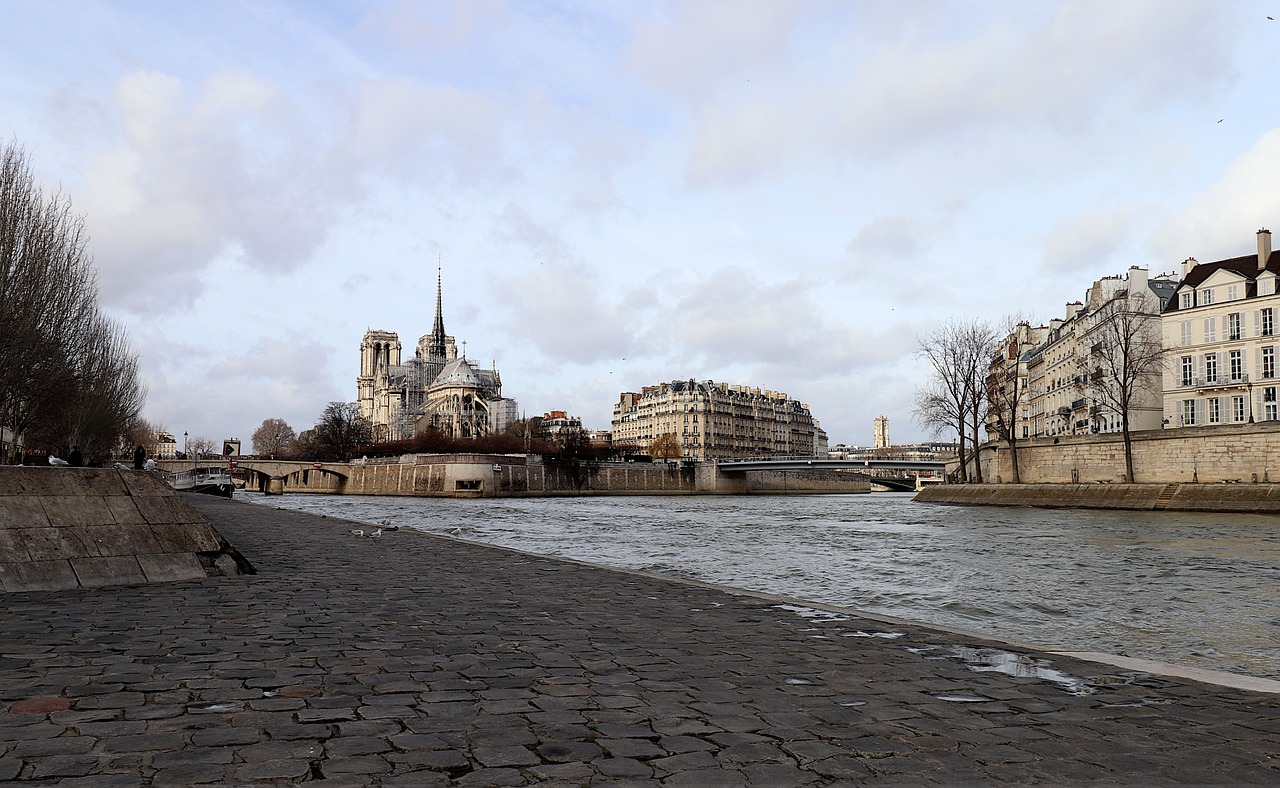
[1180, 291, 1194, 309]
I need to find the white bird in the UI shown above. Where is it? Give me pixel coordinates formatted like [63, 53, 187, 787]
[48, 455, 69, 466]
[351, 529, 364, 537]
[370, 528, 382, 538]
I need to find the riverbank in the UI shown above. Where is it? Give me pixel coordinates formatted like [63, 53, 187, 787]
[2, 494, 1279, 784]
[915, 482, 1280, 512]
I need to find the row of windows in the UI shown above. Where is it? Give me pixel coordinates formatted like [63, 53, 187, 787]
[1178, 308, 1275, 346]
[1179, 279, 1279, 310]
[1179, 388, 1279, 425]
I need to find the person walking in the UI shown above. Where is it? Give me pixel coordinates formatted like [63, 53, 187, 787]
[133, 445, 145, 470]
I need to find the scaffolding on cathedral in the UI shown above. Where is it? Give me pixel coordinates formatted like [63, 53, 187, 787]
[356, 270, 518, 443]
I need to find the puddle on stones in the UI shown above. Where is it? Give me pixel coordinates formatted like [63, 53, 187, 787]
[910, 644, 1095, 696]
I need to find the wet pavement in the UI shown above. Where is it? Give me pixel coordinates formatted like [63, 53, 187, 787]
[1, 493, 1278, 785]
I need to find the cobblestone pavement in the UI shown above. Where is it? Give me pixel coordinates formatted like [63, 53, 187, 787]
[2, 494, 1279, 785]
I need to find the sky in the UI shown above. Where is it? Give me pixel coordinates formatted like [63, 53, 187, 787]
[5, 0, 1280, 449]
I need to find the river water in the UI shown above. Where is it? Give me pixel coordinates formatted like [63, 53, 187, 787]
[239, 491, 1280, 681]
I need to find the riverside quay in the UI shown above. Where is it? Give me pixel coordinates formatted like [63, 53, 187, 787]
[1, 492, 1278, 784]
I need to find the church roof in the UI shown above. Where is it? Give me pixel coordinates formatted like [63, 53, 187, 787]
[431, 358, 482, 388]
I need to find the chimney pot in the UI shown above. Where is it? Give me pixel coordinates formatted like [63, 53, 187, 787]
[1260, 229, 1273, 274]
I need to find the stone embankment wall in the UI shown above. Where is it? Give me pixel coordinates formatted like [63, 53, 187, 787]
[917, 482, 1280, 513]
[276, 455, 871, 497]
[974, 422, 1280, 485]
[0, 467, 252, 592]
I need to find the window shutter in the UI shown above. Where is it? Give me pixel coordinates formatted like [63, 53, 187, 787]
[1255, 310, 1262, 337]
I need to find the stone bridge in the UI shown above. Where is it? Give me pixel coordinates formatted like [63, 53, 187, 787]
[156, 459, 349, 495]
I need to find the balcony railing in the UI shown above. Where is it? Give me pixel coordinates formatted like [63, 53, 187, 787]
[1176, 373, 1250, 389]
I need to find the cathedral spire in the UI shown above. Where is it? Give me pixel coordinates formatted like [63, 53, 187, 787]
[430, 261, 447, 358]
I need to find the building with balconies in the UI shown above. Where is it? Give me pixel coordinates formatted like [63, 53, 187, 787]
[1161, 229, 1280, 427]
[611, 379, 826, 460]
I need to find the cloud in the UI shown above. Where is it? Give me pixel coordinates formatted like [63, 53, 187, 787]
[1040, 207, 1143, 274]
[677, 1, 1239, 186]
[626, 1, 806, 102]
[1161, 128, 1280, 261]
[661, 267, 915, 378]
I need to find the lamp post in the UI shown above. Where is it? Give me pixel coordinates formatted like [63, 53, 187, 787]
[1248, 381, 1255, 423]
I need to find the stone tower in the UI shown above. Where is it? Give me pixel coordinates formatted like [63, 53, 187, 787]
[873, 415, 890, 450]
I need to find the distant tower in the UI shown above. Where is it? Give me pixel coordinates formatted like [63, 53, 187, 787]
[873, 415, 890, 449]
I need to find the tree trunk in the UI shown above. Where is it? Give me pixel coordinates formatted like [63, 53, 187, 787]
[1121, 418, 1135, 483]
[1007, 437, 1021, 484]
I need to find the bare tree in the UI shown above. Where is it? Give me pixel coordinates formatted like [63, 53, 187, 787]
[252, 418, 297, 458]
[916, 318, 996, 482]
[1079, 291, 1165, 482]
[648, 433, 682, 460]
[984, 317, 1037, 484]
[186, 436, 217, 460]
[310, 402, 373, 460]
[0, 141, 144, 461]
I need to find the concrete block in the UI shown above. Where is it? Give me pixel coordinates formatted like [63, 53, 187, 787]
[0, 559, 79, 592]
[103, 496, 146, 525]
[0, 528, 29, 562]
[71, 469, 130, 496]
[119, 470, 176, 497]
[134, 495, 205, 526]
[148, 523, 221, 553]
[70, 556, 147, 588]
[137, 553, 207, 583]
[88, 524, 165, 557]
[16, 528, 72, 561]
[0, 467, 64, 496]
[41, 496, 117, 527]
[0, 496, 49, 527]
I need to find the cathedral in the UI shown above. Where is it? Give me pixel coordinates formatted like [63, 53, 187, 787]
[357, 272, 519, 443]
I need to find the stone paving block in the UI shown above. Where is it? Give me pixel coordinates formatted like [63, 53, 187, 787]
[102, 731, 185, 752]
[102, 496, 146, 526]
[318, 754, 392, 775]
[151, 762, 230, 785]
[453, 767, 527, 786]
[0, 758, 19, 781]
[473, 744, 540, 768]
[29, 754, 100, 778]
[137, 552, 207, 583]
[146, 521, 219, 552]
[0, 496, 49, 528]
[595, 756, 654, 778]
[41, 496, 117, 527]
[13, 736, 96, 756]
[233, 758, 313, 781]
[0, 557, 81, 593]
[69, 556, 146, 588]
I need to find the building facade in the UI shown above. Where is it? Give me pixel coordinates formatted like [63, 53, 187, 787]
[1016, 266, 1174, 438]
[1161, 229, 1280, 428]
[357, 272, 518, 442]
[611, 379, 827, 460]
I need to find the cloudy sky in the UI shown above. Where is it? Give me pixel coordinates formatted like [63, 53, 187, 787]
[5, 0, 1280, 448]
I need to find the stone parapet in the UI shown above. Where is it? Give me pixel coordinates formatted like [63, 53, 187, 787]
[0, 467, 252, 592]
[917, 481, 1280, 513]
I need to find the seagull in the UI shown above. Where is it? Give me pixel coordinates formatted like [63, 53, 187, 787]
[48, 455, 69, 466]
[370, 528, 382, 538]
[351, 529, 365, 537]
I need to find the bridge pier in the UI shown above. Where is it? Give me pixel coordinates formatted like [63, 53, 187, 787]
[265, 477, 284, 496]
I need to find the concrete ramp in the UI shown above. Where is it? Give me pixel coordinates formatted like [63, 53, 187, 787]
[0, 467, 252, 593]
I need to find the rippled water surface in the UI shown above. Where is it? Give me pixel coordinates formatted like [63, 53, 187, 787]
[241, 491, 1280, 681]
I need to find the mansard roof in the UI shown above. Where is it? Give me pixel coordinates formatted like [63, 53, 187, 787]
[1164, 251, 1280, 314]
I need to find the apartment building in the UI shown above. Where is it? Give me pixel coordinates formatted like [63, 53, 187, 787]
[1019, 267, 1174, 437]
[1162, 229, 1280, 427]
[611, 379, 827, 460]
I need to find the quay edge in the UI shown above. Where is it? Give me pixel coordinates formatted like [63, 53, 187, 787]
[916, 482, 1280, 513]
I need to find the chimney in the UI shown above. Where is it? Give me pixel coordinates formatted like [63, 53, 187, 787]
[1259, 228, 1272, 273]
[1066, 301, 1083, 319]
[1181, 257, 1198, 278]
